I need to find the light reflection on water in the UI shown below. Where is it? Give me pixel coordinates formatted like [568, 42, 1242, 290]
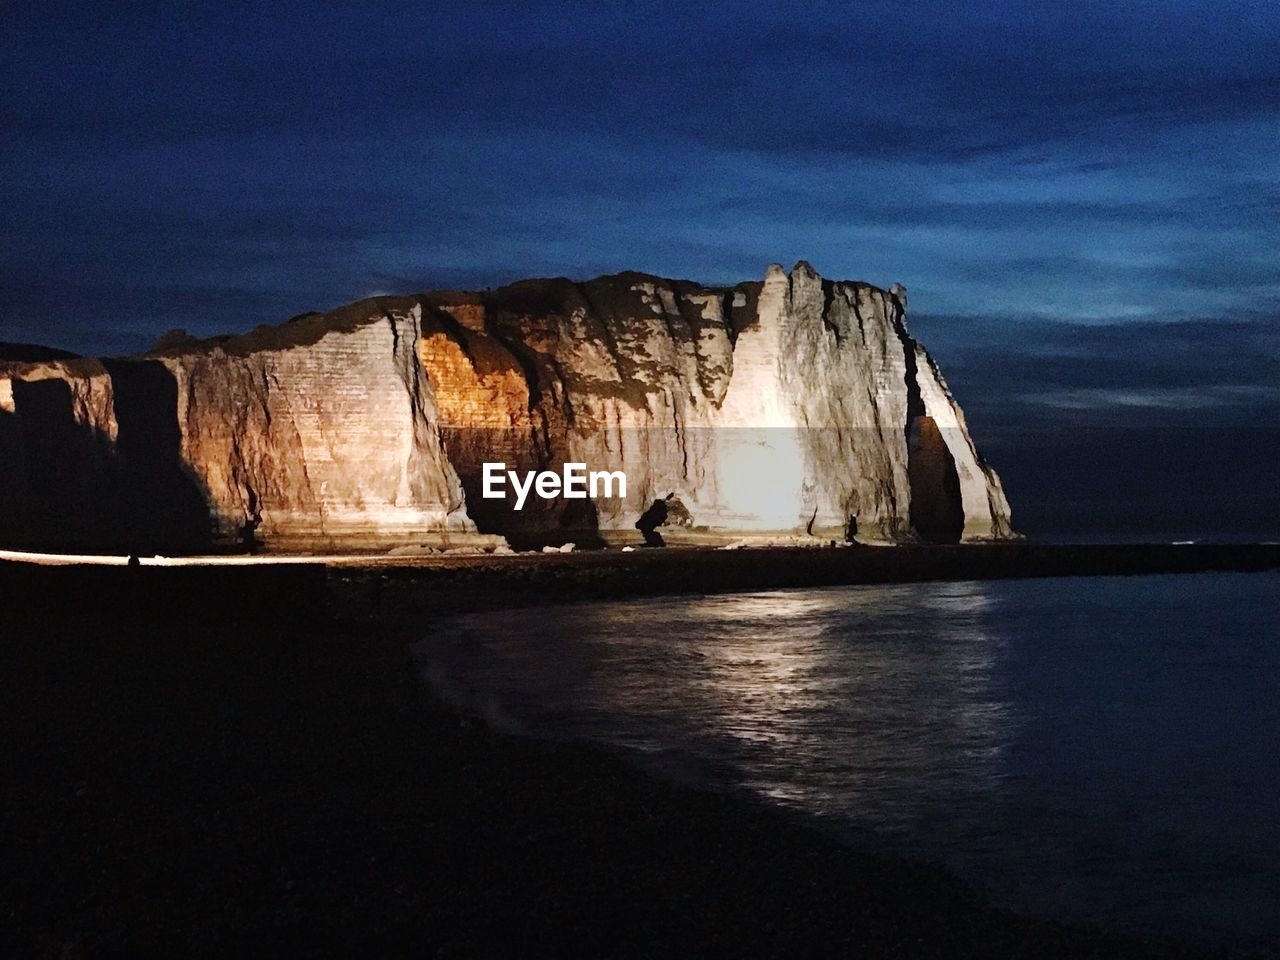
[415, 573, 1280, 942]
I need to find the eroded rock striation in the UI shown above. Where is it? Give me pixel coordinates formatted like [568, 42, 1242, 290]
[0, 263, 1013, 551]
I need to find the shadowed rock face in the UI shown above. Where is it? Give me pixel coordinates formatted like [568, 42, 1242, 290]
[908, 416, 965, 544]
[0, 263, 1014, 551]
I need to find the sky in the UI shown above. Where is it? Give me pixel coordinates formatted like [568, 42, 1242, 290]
[2, 1, 1278, 537]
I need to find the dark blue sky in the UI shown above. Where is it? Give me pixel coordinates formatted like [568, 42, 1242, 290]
[3, 1, 1277, 536]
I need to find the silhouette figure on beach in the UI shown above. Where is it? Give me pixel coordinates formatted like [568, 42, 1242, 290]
[239, 516, 263, 555]
[635, 494, 674, 548]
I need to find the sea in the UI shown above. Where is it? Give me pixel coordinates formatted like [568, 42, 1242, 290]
[415, 571, 1280, 944]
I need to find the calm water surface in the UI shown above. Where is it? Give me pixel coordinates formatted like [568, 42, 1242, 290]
[415, 573, 1280, 941]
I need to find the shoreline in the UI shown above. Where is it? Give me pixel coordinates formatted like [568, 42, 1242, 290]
[6, 541, 1279, 617]
[333, 541, 1280, 615]
[3, 555, 1275, 956]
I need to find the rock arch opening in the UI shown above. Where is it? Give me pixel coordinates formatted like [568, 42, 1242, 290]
[907, 415, 964, 544]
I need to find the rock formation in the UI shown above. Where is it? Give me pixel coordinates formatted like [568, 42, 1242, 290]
[0, 263, 1014, 552]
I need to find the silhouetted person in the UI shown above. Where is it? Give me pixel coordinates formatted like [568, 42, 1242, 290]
[122, 552, 144, 621]
[239, 516, 262, 555]
[635, 494, 673, 548]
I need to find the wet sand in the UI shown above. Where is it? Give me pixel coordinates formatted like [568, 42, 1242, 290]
[3, 553, 1274, 956]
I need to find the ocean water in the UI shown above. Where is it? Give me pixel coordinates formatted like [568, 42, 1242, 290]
[415, 573, 1280, 942]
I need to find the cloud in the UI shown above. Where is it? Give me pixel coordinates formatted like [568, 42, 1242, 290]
[1, 0, 1277, 364]
[5, 1, 1277, 157]
[912, 313, 1280, 436]
[1023, 385, 1280, 412]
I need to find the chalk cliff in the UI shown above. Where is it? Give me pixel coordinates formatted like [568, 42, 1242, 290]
[0, 263, 1013, 551]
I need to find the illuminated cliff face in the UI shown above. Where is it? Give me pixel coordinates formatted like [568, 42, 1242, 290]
[414, 263, 1014, 544]
[0, 314, 479, 551]
[0, 263, 1014, 551]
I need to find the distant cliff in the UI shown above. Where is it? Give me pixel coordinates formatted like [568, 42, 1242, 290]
[0, 263, 1013, 552]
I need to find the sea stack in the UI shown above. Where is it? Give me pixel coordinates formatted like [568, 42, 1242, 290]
[0, 263, 1014, 552]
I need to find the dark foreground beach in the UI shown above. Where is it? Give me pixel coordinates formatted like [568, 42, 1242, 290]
[4, 547, 1277, 957]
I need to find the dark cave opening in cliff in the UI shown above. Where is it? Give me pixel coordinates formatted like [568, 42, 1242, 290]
[907, 415, 964, 544]
[439, 427, 606, 550]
